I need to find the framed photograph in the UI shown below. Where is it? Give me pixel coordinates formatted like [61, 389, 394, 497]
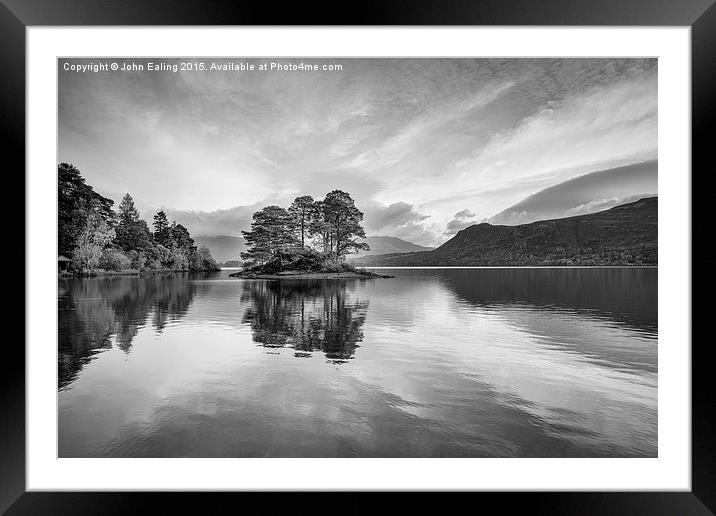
[7, 0, 709, 512]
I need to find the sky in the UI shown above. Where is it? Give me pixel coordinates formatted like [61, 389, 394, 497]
[59, 58, 657, 246]
[489, 160, 657, 226]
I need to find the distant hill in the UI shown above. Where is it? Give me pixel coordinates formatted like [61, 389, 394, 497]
[196, 234, 432, 263]
[352, 197, 657, 267]
[490, 160, 657, 225]
[349, 236, 434, 259]
[193, 235, 246, 263]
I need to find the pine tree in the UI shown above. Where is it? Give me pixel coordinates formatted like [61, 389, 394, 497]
[288, 195, 315, 248]
[308, 200, 332, 254]
[153, 210, 170, 246]
[241, 205, 298, 265]
[114, 193, 152, 252]
[322, 190, 369, 259]
[118, 193, 139, 225]
[241, 224, 272, 265]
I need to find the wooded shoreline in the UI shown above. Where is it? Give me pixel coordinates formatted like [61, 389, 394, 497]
[229, 269, 392, 280]
[59, 163, 220, 275]
[60, 267, 219, 278]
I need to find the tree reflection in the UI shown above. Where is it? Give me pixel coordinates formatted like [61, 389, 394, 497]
[241, 280, 369, 362]
[108, 274, 197, 352]
[58, 283, 115, 390]
[58, 274, 198, 388]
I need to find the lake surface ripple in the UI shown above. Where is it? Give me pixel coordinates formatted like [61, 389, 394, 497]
[58, 268, 657, 457]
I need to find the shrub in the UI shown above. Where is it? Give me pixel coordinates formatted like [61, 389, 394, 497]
[169, 247, 189, 270]
[72, 213, 116, 272]
[321, 258, 349, 273]
[127, 250, 148, 271]
[144, 256, 163, 270]
[99, 249, 131, 271]
[148, 244, 172, 269]
[189, 246, 220, 271]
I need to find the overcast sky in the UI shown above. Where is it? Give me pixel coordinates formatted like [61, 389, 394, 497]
[59, 58, 657, 246]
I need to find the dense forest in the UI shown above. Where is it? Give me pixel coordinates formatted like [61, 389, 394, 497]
[58, 163, 219, 274]
[239, 190, 370, 274]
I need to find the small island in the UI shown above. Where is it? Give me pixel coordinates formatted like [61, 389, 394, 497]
[229, 249, 391, 279]
[229, 190, 391, 280]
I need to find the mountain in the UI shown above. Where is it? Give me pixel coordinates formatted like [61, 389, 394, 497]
[349, 236, 435, 259]
[489, 160, 657, 225]
[352, 197, 657, 267]
[193, 235, 246, 263]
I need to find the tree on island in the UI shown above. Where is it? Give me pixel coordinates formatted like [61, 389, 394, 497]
[309, 199, 332, 255]
[241, 205, 299, 265]
[322, 190, 369, 259]
[288, 195, 315, 248]
[240, 191, 369, 272]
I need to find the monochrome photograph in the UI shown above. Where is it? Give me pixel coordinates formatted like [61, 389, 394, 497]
[57, 57, 657, 458]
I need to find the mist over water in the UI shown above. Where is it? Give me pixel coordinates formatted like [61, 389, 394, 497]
[58, 268, 657, 457]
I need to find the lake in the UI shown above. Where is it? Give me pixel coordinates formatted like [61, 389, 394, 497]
[58, 268, 657, 457]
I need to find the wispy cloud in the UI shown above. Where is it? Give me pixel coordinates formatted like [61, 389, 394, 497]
[59, 58, 657, 244]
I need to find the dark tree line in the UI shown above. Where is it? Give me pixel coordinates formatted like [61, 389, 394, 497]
[58, 162, 115, 257]
[241, 190, 369, 266]
[58, 163, 219, 273]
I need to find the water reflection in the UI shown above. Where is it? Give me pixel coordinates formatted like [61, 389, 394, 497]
[434, 268, 657, 332]
[58, 268, 658, 458]
[412, 268, 658, 374]
[58, 274, 199, 388]
[241, 280, 369, 362]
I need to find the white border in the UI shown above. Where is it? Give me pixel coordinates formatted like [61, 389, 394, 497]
[27, 27, 691, 491]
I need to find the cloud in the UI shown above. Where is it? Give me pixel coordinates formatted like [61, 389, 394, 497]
[561, 195, 653, 218]
[163, 204, 263, 237]
[363, 201, 440, 246]
[453, 209, 476, 219]
[365, 201, 427, 229]
[59, 58, 657, 242]
[444, 209, 480, 236]
[158, 197, 441, 245]
[489, 160, 657, 225]
[436, 74, 657, 217]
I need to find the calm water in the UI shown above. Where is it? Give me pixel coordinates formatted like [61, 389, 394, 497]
[58, 268, 657, 457]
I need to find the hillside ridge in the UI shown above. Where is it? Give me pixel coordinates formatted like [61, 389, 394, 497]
[352, 197, 657, 267]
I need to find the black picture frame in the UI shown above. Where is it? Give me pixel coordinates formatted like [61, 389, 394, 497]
[4, 0, 709, 513]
